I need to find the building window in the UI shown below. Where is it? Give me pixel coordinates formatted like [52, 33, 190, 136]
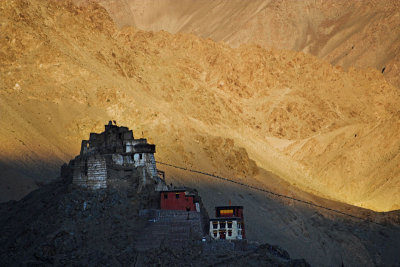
[139, 154, 143, 160]
[227, 221, 232, 228]
[164, 193, 168, 199]
[176, 193, 180, 199]
[84, 161, 88, 176]
[219, 222, 226, 229]
[213, 231, 217, 237]
[228, 230, 232, 237]
[212, 222, 218, 229]
[219, 230, 226, 239]
[238, 222, 241, 229]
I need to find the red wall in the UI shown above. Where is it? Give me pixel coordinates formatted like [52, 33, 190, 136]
[160, 191, 196, 211]
[216, 206, 244, 218]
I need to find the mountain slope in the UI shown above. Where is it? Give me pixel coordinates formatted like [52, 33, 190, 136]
[1, 0, 400, 213]
[1, 1, 400, 265]
[91, 0, 400, 89]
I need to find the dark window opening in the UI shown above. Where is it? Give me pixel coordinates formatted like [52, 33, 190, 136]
[228, 230, 232, 236]
[176, 193, 180, 199]
[84, 161, 88, 176]
[212, 222, 218, 229]
[119, 133, 122, 139]
[164, 193, 168, 199]
[227, 222, 232, 228]
[213, 231, 217, 237]
[219, 230, 226, 239]
[131, 155, 134, 160]
[186, 207, 190, 211]
[220, 222, 226, 229]
[139, 154, 143, 160]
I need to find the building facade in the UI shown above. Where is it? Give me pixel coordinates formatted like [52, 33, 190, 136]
[209, 218, 244, 240]
[160, 189, 200, 212]
[68, 121, 167, 191]
[209, 206, 245, 240]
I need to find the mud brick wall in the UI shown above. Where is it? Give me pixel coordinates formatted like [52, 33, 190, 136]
[135, 209, 204, 251]
[87, 156, 107, 190]
[73, 156, 107, 190]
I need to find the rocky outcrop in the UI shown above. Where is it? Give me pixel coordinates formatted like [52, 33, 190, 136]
[0, 180, 309, 266]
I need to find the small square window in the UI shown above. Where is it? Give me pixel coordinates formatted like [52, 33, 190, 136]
[220, 222, 226, 229]
[227, 222, 232, 228]
[212, 222, 218, 229]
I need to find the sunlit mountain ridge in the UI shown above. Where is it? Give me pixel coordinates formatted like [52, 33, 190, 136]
[1, 0, 399, 212]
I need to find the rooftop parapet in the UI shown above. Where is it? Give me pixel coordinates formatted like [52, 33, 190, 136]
[80, 122, 154, 155]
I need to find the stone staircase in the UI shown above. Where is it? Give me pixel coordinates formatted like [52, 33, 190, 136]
[134, 209, 204, 251]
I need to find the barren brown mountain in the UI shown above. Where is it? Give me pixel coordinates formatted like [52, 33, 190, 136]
[1, 0, 400, 212]
[2, 0, 400, 265]
[91, 0, 400, 89]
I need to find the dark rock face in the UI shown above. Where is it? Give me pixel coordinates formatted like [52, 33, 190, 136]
[0, 181, 309, 266]
[0, 181, 153, 266]
[140, 241, 311, 266]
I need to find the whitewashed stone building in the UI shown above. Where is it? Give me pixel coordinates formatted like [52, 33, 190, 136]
[209, 206, 246, 240]
[65, 121, 167, 191]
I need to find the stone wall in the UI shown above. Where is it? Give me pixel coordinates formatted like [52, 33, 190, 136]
[87, 156, 107, 190]
[135, 209, 205, 251]
[70, 123, 164, 191]
[72, 155, 107, 190]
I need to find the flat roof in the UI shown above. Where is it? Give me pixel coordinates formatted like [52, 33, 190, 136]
[215, 206, 243, 209]
[160, 189, 186, 192]
[160, 190, 196, 196]
[209, 217, 242, 221]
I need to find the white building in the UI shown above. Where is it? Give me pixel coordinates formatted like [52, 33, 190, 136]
[209, 218, 243, 240]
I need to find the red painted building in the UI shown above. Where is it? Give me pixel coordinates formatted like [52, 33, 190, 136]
[160, 189, 199, 211]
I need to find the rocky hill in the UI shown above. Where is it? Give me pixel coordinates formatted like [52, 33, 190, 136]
[1, 0, 400, 212]
[0, 180, 311, 266]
